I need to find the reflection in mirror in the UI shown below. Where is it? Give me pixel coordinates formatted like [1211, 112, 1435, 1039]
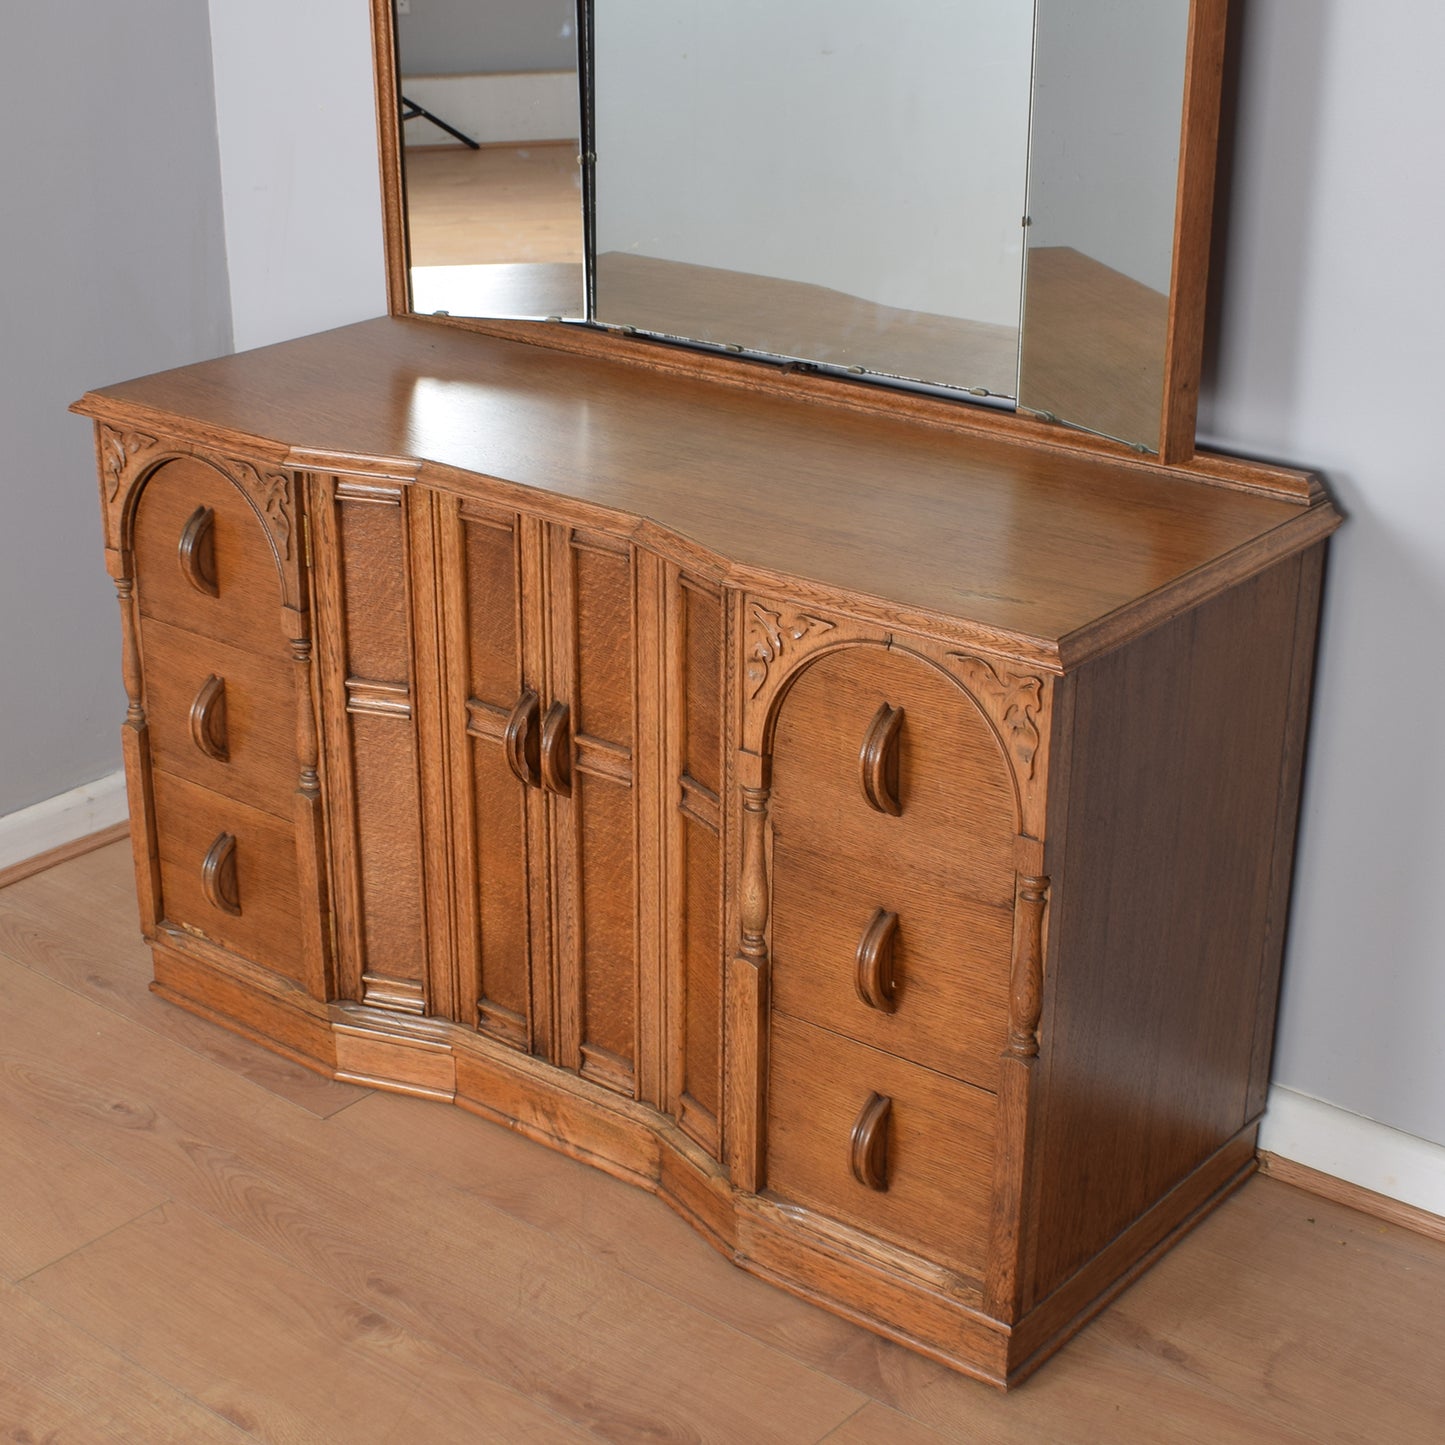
[1020, 0, 1193, 450]
[394, 0, 585, 320]
[591, 0, 1033, 397]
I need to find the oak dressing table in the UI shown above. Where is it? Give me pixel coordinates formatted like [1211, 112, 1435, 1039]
[74, 0, 1338, 1386]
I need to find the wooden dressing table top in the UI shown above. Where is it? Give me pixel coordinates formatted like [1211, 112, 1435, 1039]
[77, 315, 1336, 668]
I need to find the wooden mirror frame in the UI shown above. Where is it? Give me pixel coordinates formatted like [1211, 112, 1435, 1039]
[369, 0, 1227, 464]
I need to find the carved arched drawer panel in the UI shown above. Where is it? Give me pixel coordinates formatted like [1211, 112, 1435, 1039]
[131, 455, 289, 655]
[765, 644, 1018, 1091]
[764, 643, 1018, 1279]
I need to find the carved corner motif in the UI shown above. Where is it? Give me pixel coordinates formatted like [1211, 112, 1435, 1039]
[946, 653, 1044, 781]
[223, 458, 295, 561]
[100, 427, 160, 502]
[745, 603, 837, 698]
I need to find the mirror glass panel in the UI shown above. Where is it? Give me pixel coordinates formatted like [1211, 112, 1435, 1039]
[378, 0, 1210, 454]
[1019, 0, 1193, 446]
[592, 0, 1034, 398]
[394, 0, 586, 320]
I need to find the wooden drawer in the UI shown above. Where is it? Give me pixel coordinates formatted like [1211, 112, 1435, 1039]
[139, 617, 297, 822]
[133, 456, 287, 656]
[152, 771, 305, 983]
[766, 1013, 996, 1281]
[771, 868, 1013, 1091]
[769, 644, 1019, 1088]
[769, 644, 1018, 913]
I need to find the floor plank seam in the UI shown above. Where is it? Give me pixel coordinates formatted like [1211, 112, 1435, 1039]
[10, 1202, 173, 1288]
[812, 1399, 874, 1443]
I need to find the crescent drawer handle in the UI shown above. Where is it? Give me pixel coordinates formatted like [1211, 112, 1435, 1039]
[178, 505, 219, 596]
[859, 702, 904, 815]
[849, 1091, 893, 1192]
[855, 909, 900, 1013]
[189, 674, 230, 761]
[540, 701, 572, 797]
[201, 832, 242, 916]
[503, 688, 542, 788]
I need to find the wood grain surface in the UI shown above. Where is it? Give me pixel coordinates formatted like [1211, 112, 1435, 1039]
[75, 316, 1336, 668]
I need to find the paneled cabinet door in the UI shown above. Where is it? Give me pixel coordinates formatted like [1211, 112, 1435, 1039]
[439, 502, 656, 1095]
[438, 496, 548, 1052]
[544, 521, 655, 1099]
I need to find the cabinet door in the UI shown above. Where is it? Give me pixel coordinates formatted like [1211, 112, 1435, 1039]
[546, 523, 645, 1096]
[440, 496, 549, 1051]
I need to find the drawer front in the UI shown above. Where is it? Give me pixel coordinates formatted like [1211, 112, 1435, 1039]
[140, 617, 297, 822]
[766, 1013, 996, 1280]
[771, 870, 1013, 1091]
[769, 645, 1017, 1086]
[152, 771, 304, 982]
[769, 645, 1018, 911]
[133, 456, 286, 656]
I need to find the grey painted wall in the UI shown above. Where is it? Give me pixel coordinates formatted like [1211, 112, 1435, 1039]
[0, 2, 232, 818]
[396, 0, 577, 77]
[1200, 0, 1445, 1147]
[208, 0, 387, 352]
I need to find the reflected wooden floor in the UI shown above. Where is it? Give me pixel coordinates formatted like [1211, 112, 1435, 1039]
[402, 142, 583, 267]
[2, 839, 1444, 1441]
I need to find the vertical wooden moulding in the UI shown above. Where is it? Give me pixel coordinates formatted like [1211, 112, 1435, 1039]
[308, 474, 364, 1004]
[662, 568, 727, 1160]
[368, 0, 410, 316]
[519, 513, 556, 1061]
[634, 548, 668, 1109]
[111, 554, 163, 938]
[407, 486, 459, 1022]
[661, 562, 687, 1123]
[545, 520, 584, 1074]
[435, 492, 482, 1035]
[726, 747, 771, 1193]
[985, 847, 1050, 1322]
[1157, 0, 1229, 463]
[286, 479, 333, 1002]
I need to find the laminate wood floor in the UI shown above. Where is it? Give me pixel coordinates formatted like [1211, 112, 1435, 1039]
[2, 839, 1443, 1442]
[402, 143, 583, 267]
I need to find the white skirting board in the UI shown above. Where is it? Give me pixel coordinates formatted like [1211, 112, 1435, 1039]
[1259, 1085, 1445, 1219]
[0, 769, 128, 873]
[399, 71, 577, 148]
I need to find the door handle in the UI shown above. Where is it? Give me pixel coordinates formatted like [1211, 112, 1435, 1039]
[855, 908, 900, 1013]
[849, 1091, 892, 1192]
[201, 831, 242, 915]
[178, 505, 219, 596]
[859, 702, 904, 815]
[540, 700, 572, 796]
[188, 674, 229, 761]
[503, 688, 542, 788]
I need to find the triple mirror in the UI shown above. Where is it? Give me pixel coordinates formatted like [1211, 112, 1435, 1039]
[377, 1, 1223, 458]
